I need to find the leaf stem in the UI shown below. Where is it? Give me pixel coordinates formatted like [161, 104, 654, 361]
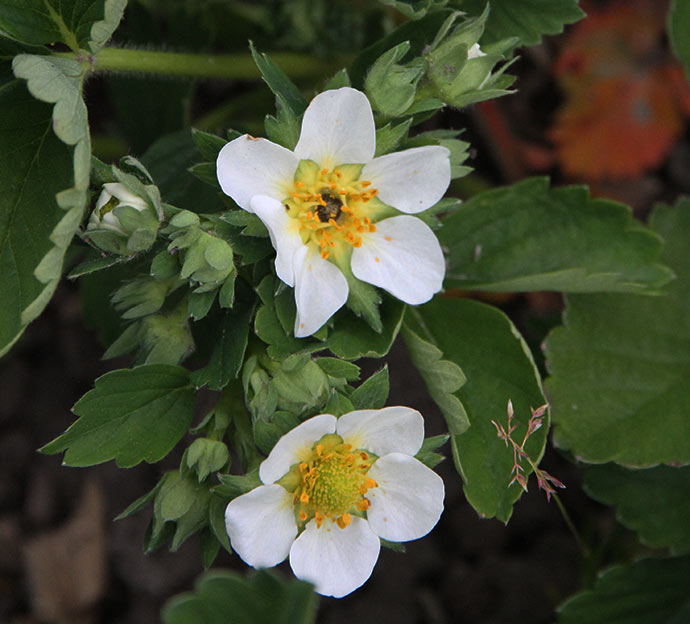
[55, 47, 345, 81]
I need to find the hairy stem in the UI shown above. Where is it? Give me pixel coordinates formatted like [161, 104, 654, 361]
[56, 47, 345, 81]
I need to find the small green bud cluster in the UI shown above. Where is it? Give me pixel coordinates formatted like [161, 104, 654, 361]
[86, 157, 162, 256]
[365, 8, 517, 119]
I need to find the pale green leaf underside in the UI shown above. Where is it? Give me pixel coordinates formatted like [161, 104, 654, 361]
[440, 178, 673, 294]
[410, 298, 546, 522]
[41, 364, 196, 467]
[545, 201, 690, 467]
[585, 464, 690, 555]
[462, 0, 585, 46]
[557, 556, 690, 624]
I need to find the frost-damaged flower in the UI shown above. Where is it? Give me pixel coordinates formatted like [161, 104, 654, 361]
[87, 182, 149, 233]
[224, 407, 445, 597]
[216, 87, 450, 337]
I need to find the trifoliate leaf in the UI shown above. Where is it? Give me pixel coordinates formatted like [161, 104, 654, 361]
[40, 365, 196, 467]
[441, 178, 673, 294]
[545, 200, 690, 466]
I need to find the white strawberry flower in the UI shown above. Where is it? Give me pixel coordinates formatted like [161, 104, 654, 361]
[216, 87, 450, 337]
[88, 182, 149, 233]
[224, 407, 445, 598]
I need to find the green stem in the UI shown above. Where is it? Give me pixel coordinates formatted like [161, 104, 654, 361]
[57, 47, 344, 81]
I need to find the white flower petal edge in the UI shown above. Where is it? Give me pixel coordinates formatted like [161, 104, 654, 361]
[217, 135, 298, 212]
[289, 517, 381, 598]
[225, 484, 297, 568]
[361, 145, 451, 214]
[351, 215, 445, 305]
[294, 87, 376, 168]
[101, 182, 147, 209]
[293, 245, 349, 338]
[366, 453, 445, 542]
[259, 413, 337, 484]
[251, 195, 304, 287]
[336, 406, 424, 457]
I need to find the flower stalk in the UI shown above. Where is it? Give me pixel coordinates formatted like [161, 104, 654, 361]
[54, 47, 344, 81]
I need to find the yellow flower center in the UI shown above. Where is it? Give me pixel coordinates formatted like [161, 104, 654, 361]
[282, 433, 378, 530]
[283, 160, 380, 260]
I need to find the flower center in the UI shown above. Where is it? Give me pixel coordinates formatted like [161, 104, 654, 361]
[283, 433, 378, 530]
[283, 160, 380, 260]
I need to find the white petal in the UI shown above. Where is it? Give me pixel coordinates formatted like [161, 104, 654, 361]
[251, 195, 304, 287]
[259, 413, 337, 484]
[351, 216, 445, 305]
[294, 88, 375, 168]
[336, 406, 424, 456]
[224, 484, 297, 568]
[102, 183, 148, 211]
[361, 146, 450, 214]
[366, 453, 444, 542]
[293, 245, 348, 337]
[216, 135, 299, 211]
[468, 43, 486, 59]
[289, 517, 381, 597]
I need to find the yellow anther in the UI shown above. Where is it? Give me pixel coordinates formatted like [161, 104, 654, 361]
[295, 181, 305, 188]
[369, 224, 376, 232]
[357, 498, 370, 511]
[365, 478, 377, 489]
[361, 180, 371, 187]
[321, 168, 329, 175]
[336, 513, 351, 529]
[300, 491, 310, 503]
[375, 257, 380, 263]
[316, 444, 324, 456]
[384, 236, 392, 241]
[321, 250, 329, 259]
[360, 452, 369, 460]
[300, 462, 308, 472]
[299, 510, 308, 521]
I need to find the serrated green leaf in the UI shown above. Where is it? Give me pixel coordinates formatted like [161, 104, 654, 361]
[350, 366, 389, 410]
[162, 569, 318, 624]
[401, 319, 468, 435]
[374, 119, 412, 157]
[40, 364, 196, 467]
[265, 94, 300, 150]
[545, 201, 690, 467]
[410, 298, 546, 521]
[462, 0, 585, 47]
[441, 178, 673, 294]
[249, 42, 307, 117]
[0, 74, 74, 355]
[669, 0, 690, 78]
[557, 556, 690, 624]
[585, 464, 690, 555]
